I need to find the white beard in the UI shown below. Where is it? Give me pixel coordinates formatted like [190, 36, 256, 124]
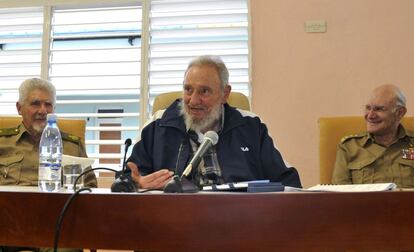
[32, 121, 46, 134]
[180, 101, 222, 133]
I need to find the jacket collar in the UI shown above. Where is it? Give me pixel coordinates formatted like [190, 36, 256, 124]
[158, 99, 187, 132]
[221, 103, 247, 134]
[364, 124, 412, 146]
[16, 123, 29, 143]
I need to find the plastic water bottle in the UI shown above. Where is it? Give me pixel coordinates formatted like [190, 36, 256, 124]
[38, 113, 63, 192]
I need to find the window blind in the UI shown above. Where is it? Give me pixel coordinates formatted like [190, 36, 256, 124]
[148, 0, 250, 111]
[0, 0, 250, 171]
[0, 7, 43, 114]
[49, 4, 142, 168]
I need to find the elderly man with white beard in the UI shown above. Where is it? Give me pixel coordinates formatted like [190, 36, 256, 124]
[0, 78, 97, 252]
[127, 55, 302, 189]
[0, 78, 96, 188]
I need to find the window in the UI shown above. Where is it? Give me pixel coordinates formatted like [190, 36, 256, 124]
[0, 0, 250, 171]
[148, 0, 250, 111]
[50, 5, 142, 168]
[0, 7, 43, 114]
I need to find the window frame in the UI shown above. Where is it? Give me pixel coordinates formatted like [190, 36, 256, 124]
[0, 0, 251, 170]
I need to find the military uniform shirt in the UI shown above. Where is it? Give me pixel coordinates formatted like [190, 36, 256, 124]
[332, 125, 414, 188]
[0, 123, 97, 187]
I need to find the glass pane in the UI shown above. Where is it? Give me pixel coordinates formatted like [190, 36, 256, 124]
[50, 5, 142, 170]
[149, 0, 250, 114]
[0, 7, 43, 115]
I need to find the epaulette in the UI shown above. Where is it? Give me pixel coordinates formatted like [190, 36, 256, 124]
[340, 132, 366, 143]
[61, 132, 81, 145]
[0, 127, 20, 137]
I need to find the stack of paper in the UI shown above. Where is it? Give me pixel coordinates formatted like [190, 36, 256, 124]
[285, 183, 397, 192]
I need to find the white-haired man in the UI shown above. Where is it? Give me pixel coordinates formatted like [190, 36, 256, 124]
[127, 55, 302, 189]
[333, 84, 414, 188]
[0, 78, 97, 187]
[0, 78, 97, 252]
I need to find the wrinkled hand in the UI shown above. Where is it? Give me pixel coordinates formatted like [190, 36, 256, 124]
[127, 162, 174, 189]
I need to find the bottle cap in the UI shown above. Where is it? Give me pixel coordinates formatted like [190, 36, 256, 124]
[47, 113, 58, 122]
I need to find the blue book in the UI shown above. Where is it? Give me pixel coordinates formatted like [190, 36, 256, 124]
[202, 180, 284, 192]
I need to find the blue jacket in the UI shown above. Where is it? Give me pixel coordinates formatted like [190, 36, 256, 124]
[128, 100, 302, 187]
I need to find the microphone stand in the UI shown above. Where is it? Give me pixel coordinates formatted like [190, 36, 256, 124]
[163, 175, 199, 193]
[163, 140, 199, 193]
[111, 138, 138, 192]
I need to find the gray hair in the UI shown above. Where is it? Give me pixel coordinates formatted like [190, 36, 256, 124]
[394, 88, 406, 107]
[18, 78, 56, 106]
[185, 55, 229, 90]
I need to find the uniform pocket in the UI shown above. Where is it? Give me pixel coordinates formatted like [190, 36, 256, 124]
[0, 153, 24, 178]
[348, 158, 376, 184]
[398, 159, 414, 187]
[0, 154, 24, 166]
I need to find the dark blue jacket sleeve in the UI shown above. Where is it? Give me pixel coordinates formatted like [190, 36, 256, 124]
[127, 122, 156, 176]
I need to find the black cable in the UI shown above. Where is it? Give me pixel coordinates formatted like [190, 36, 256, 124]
[54, 167, 117, 252]
[53, 166, 160, 252]
[53, 187, 91, 252]
[73, 167, 118, 191]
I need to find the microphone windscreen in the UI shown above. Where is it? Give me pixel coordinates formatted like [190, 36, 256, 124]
[124, 138, 132, 146]
[204, 131, 219, 145]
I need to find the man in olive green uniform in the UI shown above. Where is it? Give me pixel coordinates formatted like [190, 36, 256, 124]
[332, 84, 414, 188]
[0, 78, 96, 187]
[0, 124, 96, 187]
[0, 78, 96, 252]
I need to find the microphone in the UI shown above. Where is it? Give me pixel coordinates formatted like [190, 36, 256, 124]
[174, 138, 186, 174]
[164, 131, 219, 193]
[121, 138, 132, 172]
[111, 138, 138, 192]
[181, 131, 219, 178]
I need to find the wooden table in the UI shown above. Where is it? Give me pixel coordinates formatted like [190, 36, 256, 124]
[1, 187, 414, 252]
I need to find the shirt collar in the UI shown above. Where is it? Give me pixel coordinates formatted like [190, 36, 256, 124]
[16, 123, 28, 142]
[364, 124, 408, 146]
[16, 123, 39, 145]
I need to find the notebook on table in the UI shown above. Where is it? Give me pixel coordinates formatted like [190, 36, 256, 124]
[285, 183, 397, 192]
